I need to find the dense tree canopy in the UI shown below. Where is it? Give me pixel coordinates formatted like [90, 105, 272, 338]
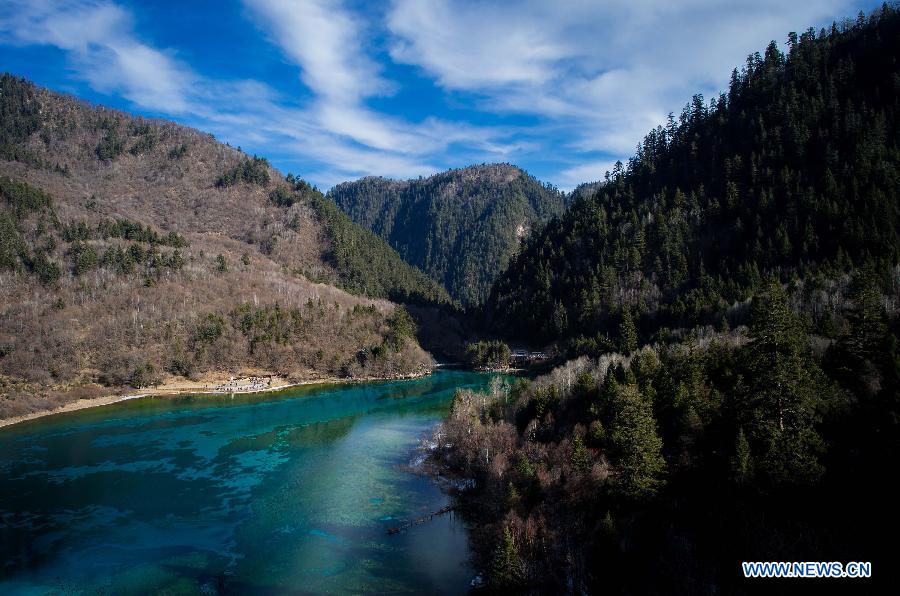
[434, 7, 900, 593]
[215, 156, 270, 187]
[329, 164, 567, 306]
[0, 74, 41, 162]
[486, 7, 900, 346]
[272, 176, 452, 306]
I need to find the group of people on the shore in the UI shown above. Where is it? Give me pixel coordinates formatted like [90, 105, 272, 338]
[207, 376, 273, 393]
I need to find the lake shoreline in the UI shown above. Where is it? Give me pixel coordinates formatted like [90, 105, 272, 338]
[0, 369, 433, 430]
[0, 368, 491, 592]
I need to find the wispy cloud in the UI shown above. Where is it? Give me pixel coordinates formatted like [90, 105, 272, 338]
[0, 0, 869, 189]
[244, 0, 390, 102]
[0, 0, 194, 113]
[387, 0, 856, 170]
[0, 0, 519, 186]
[240, 0, 520, 180]
[388, 0, 571, 89]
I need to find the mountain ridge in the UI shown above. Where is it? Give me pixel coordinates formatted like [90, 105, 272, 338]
[484, 9, 900, 347]
[0, 73, 446, 419]
[434, 7, 900, 592]
[329, 163, 568, 306]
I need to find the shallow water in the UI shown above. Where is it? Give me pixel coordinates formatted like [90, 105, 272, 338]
[0, 369, 499, 594]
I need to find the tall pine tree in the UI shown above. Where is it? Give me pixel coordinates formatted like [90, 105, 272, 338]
[741, 279, 825, 484]
[608, 384, 667, 498]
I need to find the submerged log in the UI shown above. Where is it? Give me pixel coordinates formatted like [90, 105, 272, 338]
[386, 504, 456, 535]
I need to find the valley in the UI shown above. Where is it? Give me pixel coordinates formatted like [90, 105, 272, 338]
[1, 2, 899, 594]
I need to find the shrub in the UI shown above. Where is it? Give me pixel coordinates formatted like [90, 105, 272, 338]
[269, 186, 296, 207]
[68, 241, 99, 276]
[168, 144, 188, 159]
[128, 131, 157, 155]
[1, 176, 52, 216]
[215, 156, 270, 187]
[385, 307, 417, 351]
[30, 251, 61, 284]
[0, 213, 25, 270]
[193, 313, 226, 345]
[96, 129, 124, 160]
[130, 362, 161, 388]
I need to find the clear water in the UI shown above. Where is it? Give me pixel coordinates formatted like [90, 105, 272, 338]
[0, 369, 497, 594]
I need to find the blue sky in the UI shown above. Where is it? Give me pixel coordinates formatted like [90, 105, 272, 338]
[0, 0, 877, 190]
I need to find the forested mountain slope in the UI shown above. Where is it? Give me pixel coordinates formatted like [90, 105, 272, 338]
[329, 164, 567, 306]
[0, 74, 446, 418]
[486, 7, 900, 347]
[435, 8, 900, 593]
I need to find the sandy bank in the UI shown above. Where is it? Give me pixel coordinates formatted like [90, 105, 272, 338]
[0, 369, 431, 429]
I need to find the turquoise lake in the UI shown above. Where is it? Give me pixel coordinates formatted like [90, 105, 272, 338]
[0, 369, 499, 594]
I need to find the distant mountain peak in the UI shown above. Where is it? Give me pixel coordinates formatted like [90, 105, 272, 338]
[329, 163, 567, 306]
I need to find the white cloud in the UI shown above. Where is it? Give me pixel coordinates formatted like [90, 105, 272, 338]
[0, 0, 194, 113]
[386, 0, 856, 158]
[0, 0, 868, 189]
[0, 0, 518, 188]
[243, 0, 390, 101]
[240, 0, 520, 179]
[556, 159, 620, 192]
[388, 0, 571, 89]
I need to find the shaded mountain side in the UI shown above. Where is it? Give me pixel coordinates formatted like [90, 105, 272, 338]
[329, 164, 567, 306]
[304, 191, 450, 305]
[436, 8, 900, 594]
[485, 7, 900, 348]
[0, 74, 444, 418]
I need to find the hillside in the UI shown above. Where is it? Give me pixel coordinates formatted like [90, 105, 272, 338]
[438, 7, 900, 593]
[329, 164, 567, 306]
[486, 7, 900, 348]
[0, 74, 447, 419]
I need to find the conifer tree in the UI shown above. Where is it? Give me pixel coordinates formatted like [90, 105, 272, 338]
[490, 526, 524, 590]
[742, 279, 824, 483]
[571, 434, 590, 474]
[827, 272, 889, 398]
[844, 274, 888, 365]
[731, 427, 754, 484]
[609, 384, 666, 498]
[619, 307, 638, 354]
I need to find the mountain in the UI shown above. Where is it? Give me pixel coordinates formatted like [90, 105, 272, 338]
[485, 7, 900, 348]
[328, 164, 567, 307]
[570, 179, 604, 203]
[0, 74, 448, 419]
[435, 7, 900, 593]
